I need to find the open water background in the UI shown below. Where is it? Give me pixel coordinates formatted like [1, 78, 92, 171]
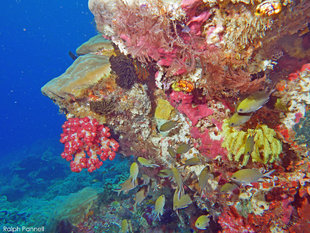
[0, 0, 96, 160]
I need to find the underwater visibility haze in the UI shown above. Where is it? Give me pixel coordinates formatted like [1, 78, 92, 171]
[0, 0, 95, 156]
[1, 0, 310, 232]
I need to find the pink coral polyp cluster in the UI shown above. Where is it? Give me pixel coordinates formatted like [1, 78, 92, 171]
[60, 117, 119, 172]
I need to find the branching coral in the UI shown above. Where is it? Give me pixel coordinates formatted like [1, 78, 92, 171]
[221, 119, 282, 166]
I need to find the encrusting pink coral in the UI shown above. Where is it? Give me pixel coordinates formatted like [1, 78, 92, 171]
[169, 91, 214, 126]
[191, 127, 226, 159]
[60, 117, 119, 172]
[168, 91, 226, 159]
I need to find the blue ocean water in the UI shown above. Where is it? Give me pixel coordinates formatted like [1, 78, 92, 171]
[0, 0, 96, 157]
[0, 2, 133, 230]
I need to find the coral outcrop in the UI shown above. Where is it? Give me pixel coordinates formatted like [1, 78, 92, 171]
[40, 0, 310, 231]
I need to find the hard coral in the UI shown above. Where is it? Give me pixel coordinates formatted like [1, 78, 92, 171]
[222, 120, 282, 166]
[41, 54, 111, 102]
[109, 54, 137, 89]
[88, 0, 116, 37]
[76, 34, 114, 56]
[224, 8, 273, 51]
[275, 63, 310, 133]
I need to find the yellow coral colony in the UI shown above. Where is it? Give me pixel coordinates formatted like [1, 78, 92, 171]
[221, 120, 282, 166]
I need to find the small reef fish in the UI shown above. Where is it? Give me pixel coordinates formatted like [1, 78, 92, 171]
[168, 146, 177, 158]
[195, 215, 210, 230]
[220, 182, 238, 193]
[129, 162, 139, 185]
[176, 143, 191, 154]
[231, 169, 275, 185]
[116, 162, 139, 195]
[237, 90, 272, 114]
[120, 219, 132, 233]
[159, 121, 178, 132]
[228, 112, 252, 127]
[158, 169, 173, 178]
[134, 188, 147, 210]
[184, 157, 201, 166]
[173, 190, 192, 211]
[171, 166, 184, 198]
[142, 174, 151, 185]
[68, 51, 78, 60]
[91, 178, 100, 183]
[244, 135, 255, 156]
[116, 178, 136, 195]
[154, 195, 165, 220]
[198, 166, 213, 195]
[120, 219, 129, 233]
[137, 157, 159, 168]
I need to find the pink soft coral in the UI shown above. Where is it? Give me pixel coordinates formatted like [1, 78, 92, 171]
[60, 117, 119, 172]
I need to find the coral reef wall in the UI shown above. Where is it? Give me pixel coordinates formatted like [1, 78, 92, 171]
[41, 0, 310, 231]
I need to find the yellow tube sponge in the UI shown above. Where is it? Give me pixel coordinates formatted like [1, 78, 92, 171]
[221, 120, 282, 166]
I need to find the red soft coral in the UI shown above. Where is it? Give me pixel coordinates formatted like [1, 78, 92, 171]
[60, 117, 119, 172]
